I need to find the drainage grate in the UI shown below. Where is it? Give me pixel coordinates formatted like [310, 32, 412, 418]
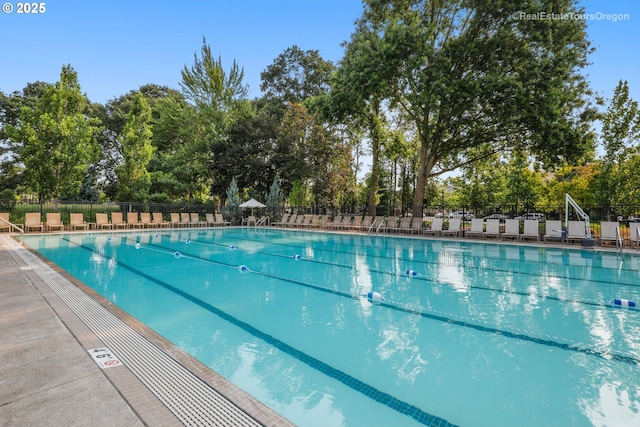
[7, 238, 267, 427]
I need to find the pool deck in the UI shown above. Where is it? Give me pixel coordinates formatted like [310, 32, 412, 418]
[0, 234, 295, 427]
[1, 228, 637, 426]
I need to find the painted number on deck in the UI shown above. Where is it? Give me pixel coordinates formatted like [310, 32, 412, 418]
[88, 347, 122, 369]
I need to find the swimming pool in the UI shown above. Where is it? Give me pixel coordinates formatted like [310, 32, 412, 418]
[22, 228, 640, 427]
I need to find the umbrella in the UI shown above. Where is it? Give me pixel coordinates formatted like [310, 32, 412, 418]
[239, 198, 266, 216]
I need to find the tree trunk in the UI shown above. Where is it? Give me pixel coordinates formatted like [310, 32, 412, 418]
[366, 102, 382, 217]
[413, 138, 436, 218]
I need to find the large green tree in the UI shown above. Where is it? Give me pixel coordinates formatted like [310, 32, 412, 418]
[596, 80, 640, 212]
[343, 0, 596, 217]
[115, 92, 153, 201]
[7, 65, 100, 202]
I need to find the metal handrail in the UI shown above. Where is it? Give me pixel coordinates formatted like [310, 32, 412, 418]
[0, 216, 24, 240]
[615, 226, 623, 252]
[256, 216, 269, 226]
[565, 193, 592, 238]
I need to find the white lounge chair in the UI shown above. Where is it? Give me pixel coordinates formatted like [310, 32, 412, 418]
[630, 224, 640, 249]
[381, 216, 399, 233]
[397, 217, 412, 233]
[520, 220, 539, 241]
[423, 217, 443, 236]
[483, 219, 500, 239]
[566, 220, 586, 244]
[501, 219, 520, 240]
[466, 218, 484, 239]
[543, 220, 563, 242]
[441, 218, 463, 237]
[599, 221, 620, 246]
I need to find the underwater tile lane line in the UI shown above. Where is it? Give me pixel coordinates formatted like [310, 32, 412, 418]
[65, 239, 458, 427]
[11, 240, 269, 427]
[215, 230, 640, 288]
[178, 235, 632, 314]
[95, 236, 640, 365]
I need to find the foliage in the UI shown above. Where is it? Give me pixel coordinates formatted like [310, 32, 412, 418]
[116, 92, 154, 201]
[222, 176, 242, 224]
[6, 65, 100, 202]
[596, 80, 640, 211]
[346, 0, 596, 216]
[265, 176, 285, 218]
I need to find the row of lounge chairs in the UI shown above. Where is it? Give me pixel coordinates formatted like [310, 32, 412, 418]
[269, 214, 640, 248]
[0, 212, 231, 232]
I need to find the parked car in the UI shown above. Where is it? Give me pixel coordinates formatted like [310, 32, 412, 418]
[483, 213, 508, 223]
[449, 211, 475, 221]
[514, 212, 546, 222]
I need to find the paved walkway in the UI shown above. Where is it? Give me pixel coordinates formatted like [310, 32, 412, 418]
[0, 238, 147, 426]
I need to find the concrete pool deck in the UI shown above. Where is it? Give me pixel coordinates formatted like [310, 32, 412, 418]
[0, 234, 294, 427]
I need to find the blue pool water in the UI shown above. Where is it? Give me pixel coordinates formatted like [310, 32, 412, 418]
[23, 228, 640, 427]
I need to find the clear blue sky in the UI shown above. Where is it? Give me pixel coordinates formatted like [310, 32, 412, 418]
[1, 0, 638, 105]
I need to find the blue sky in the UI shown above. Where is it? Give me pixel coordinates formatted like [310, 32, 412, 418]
[1, 0, 638, 105]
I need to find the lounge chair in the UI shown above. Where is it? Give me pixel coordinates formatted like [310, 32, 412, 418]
[139, 212, 156, 228]
[293, 214, 306, 228]
[190, 213, 206, 227]
[205, 213, 216, 226]
[543, 220, 564, 242]
[0, 212, 10, 232]
[370, 217, 385, 232]
[283, 214, 297, 227]
[317, 214, 329, 228]
[631, 224, 640, 249]
[397, 217, 412, 233]
[327, 216, 342, 229]
[152, 212, 170, 228]
[272, 213, 290, 227]
[215, 213, 230, 226]
[355, 216, 373, 232]
[520, 220, 540, 241]
[304, 214, 320, 228]
[599, 221, 620, 246]
[46, 213, 64, 232]
[69, 213, 88, 230]
[409, 218, 424, 234]
[25, 212, 44, 232]
[466, 218, 484, 239]
[566, 220, 586, 244]
[180, 213, 191, 227]
[95, 213, 112, 229]
[381, 216, 399, 233]
[127, 212, 142, 229]
[423, 217, 443, 236]
[501, 219, 520, 240]
[243, 215, 257, 226]
[337, 216, 352, 230]
[483, 219, 500, 239]
[441, 218, 463, 237]
[347, 216, 362, 231]
[169, 213, 181, 227]
[111, 212, 127, 229]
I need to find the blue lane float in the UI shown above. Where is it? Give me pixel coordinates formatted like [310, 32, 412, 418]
[365, 291, 384, 303]
[294, 254, 302, 260]
[185, 238, 191, 244]
[174, 251, 182, 259]
[229, 245, 236, 251]
[405, 269, 418, 277]
[238, 264, 249, 273]
[612, 299, 637, 309]
[135, 243, 141, 250]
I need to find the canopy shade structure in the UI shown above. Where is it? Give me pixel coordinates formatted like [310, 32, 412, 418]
[239, 198, 266, 216]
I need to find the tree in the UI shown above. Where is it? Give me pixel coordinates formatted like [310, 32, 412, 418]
[115, 92, 153, 201]
[596, 80, 640, 213]
[265, 176, 285, 218]
[6, 65, 100, 202]
[346, 0, 596, 217]
[222, 176, 242, 224]
[260, 45, 334, 105]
